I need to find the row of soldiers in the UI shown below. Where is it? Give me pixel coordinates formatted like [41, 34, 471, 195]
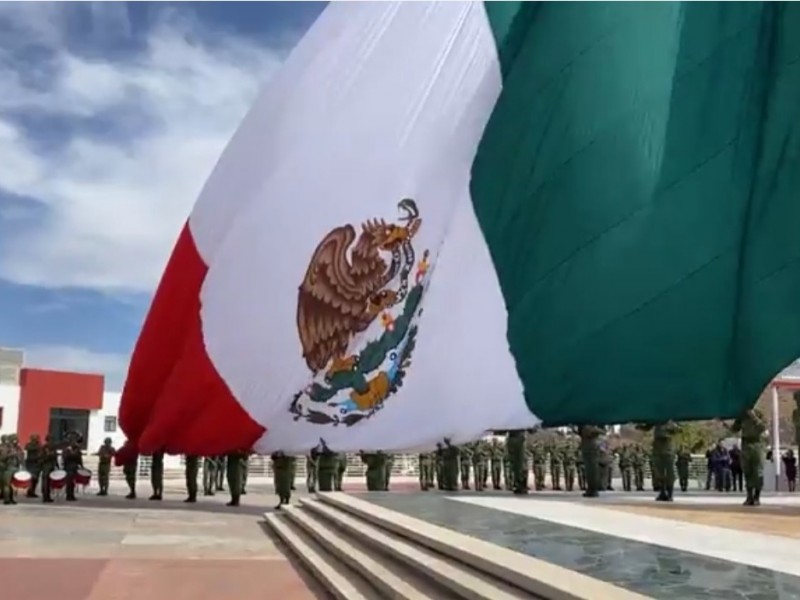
[0, 433, 84, 504]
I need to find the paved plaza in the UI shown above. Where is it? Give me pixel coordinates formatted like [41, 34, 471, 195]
[0, 481, 325, 600]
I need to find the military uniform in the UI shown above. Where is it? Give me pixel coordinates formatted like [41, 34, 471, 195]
[184, 455, 199, 502]
[732, 408, 766, 506]
[39, 436, 59, 503]
[203, 456, 217, 495]
[149, 450, 165, 500]
[471, 440, 488, 491]
[676, 448, 692, 492]
[547, 437, 563, 491]
[632, 444, 647, 491]
[24, 435, 42, 498]
[578, 425, 603, 497]
[216, 455, 226, 491]
[459, 443, 473, 490]
[225, 451, 246, 507]
[418, 452, 433, 491]
[317, 447, 337, 492]
[0, 435, 21, 504]
[334, 453, 347, 491]
[652, 422, 679, 501]
[563, 436, 578, 492]
[240, 452, 250, 495]
[122, 452, 138, 499]
[360, 451, 387, 491]
[383, 453, 394, 491]
[306, 450, 319, 492]
[271, 451, 293, 509]
[507, 431, 527, 494]
[443, 441, 460, 491]
[62, 440, 83, 502]
[489, 439, 504, 490]
[530, 437, 546, 491]
[435, 443, 444, 490]
[96, 438, 115, 496]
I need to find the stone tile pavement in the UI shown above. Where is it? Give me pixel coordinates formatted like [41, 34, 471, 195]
[0, 482, 328, 600]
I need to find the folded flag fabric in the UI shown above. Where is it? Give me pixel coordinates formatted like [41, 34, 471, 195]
[117, 1, 800, 456]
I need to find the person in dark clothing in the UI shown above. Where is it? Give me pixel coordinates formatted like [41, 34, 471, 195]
[729, 445, 743, 492]
[783, 449, 797, 492]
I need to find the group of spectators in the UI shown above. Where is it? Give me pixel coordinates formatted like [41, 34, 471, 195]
[705, 442, 797, 492]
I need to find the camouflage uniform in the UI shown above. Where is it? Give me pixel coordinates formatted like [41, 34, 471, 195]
[578, 425, 603, 497]
[652, 422, 679, 501]
[618, 444, 633, 492]
[547, 437, 563, 490]
[272, 451, 294, 509]
[507, 431, 527, 494]
[184, 455, 199, 503]
[96, 438, 115, 496]
[489, 439, 504, 490]
[23, 434, 42, 498]
[203, 456, 217, 496]
[418, 452, 434, 491]
[39, 436, 59, 503]
[676, 448, 692, 492]
[531, 438, 546, 491]
[632, 444, 647, 491]
[471, 440, 488, 491]
[563, 436, 578, 492]
[732, 408, 767, 506]
[459, 443, 473, 490]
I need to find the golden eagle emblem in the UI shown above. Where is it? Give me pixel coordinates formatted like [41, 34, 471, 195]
[291, 198, 430, 427]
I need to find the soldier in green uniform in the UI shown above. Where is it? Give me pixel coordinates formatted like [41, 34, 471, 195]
[502, 441, 512, 490]
[418, 452, 432, 490]
[149, 450, 164, 501]
[732, 408, 767, 506]
[122, 451, 138, 499]
[62, 435, 83, 502]
[306, 448, 319, 492]
[240, 452, 250, 495]
[459, 443, 472, 490]
[95, 437, 115, 496]
[618, 444, 633, 492]
[334, 453, 347, 491]
[225, 451, 243, 506]
[0, 435, 20, 505]
[578, 425, 603, 497]
[676, 446, 692, 492]
[443, 439, 460, 491]
[575, 440, 585, 491]
[471, 440, 488, 491]
[434, 443, 445, 490]
[271, 451, 293, 510]
[23, 434, 42, 498]
[489, 438, 504, 490]
[563, 435, 578, 492]
[632, 444, 647, 491]
[506, 431, 527, 494]
[548, 436, 563, 490]
[383, 453, 394, 491]
[216, 455, 226, 491]
[183, 455, 199, 503]
[650, 422, 679, 501]
[529, 435, 545, 491]
[203, 456, 217, 496]
[317, 445, 337, 492]
[39, 436, 58, 503]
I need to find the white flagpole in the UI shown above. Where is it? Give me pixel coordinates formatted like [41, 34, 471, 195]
[772, 384, 781, 491]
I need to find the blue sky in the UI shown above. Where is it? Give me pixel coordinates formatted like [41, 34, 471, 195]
[0, 2, 324, 389]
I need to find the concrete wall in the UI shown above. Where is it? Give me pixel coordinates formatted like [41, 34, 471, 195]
[0, 384, 20, 437]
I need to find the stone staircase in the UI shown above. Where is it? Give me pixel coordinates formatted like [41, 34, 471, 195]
[264, 492, 650, 600]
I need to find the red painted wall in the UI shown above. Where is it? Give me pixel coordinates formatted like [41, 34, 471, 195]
[17, 368, 104, 440]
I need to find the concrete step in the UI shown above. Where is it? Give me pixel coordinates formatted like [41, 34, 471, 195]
[264, 510, 381, 600]
[284, 503, 458, 599]
[300, 497, 528, 600]
[316, 492, 651, 600]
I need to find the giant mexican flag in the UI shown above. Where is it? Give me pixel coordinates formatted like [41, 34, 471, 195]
[118, 2, 800, 456]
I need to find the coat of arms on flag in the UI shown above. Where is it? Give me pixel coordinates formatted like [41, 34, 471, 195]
[290, 198, 430, 426]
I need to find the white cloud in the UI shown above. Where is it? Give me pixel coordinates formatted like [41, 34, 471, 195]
[0, 4, 292, 293]
[23, 345, 130, 391]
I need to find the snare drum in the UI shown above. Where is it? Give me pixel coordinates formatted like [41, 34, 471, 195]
[75, 468, 92, 486]
[11, 470, 32, 490]
[49, 470, 67, 490]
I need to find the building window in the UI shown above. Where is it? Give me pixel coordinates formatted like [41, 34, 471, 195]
[104, 416, 117, 433]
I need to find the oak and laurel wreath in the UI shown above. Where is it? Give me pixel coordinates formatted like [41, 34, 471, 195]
[289, 285, 424, 427]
